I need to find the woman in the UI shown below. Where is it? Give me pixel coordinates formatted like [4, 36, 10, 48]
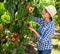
[28, 5, 57, 54]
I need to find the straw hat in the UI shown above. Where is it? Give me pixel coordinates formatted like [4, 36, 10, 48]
[44, 5, 57, 18]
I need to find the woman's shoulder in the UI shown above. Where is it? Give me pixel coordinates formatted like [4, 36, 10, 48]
[48, 21, 55, 28]
[49, 21, 54, 25]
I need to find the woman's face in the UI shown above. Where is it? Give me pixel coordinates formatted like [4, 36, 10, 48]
[42, 9, 51, 19]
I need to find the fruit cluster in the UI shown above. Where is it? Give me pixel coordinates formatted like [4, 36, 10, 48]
[1, 32, 22, 45]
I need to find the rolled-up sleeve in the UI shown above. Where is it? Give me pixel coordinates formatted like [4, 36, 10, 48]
[33, 16, 44, 24]
[38, 24, 55, 43]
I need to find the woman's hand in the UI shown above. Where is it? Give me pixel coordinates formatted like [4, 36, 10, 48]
[28, 24, 40, 38]
[28, 24, 35, 32]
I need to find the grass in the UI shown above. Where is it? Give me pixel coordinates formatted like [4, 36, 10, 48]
[52, 39, 60, 54]
[52, 29, 60, 54]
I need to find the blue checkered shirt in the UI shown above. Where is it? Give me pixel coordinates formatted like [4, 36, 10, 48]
[33, 17, 55, 50]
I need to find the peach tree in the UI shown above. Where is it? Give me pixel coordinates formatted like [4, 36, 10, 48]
[0, 0, 41, 54]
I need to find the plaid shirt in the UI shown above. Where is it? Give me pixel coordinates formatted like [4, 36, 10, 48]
[33, 17, 55, 50]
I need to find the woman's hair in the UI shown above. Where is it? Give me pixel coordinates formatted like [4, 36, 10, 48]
[50, 17, 52, 21]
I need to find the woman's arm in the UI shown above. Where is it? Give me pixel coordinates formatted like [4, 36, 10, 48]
[33, 17, 44, 24]
[28, 6, 44, 24]
[28, 25, 40, 38]
[29, 22, 55, 43]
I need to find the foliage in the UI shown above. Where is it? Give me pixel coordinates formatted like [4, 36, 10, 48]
[0, 2, 6, 17]
[0, 0, 40, 54]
